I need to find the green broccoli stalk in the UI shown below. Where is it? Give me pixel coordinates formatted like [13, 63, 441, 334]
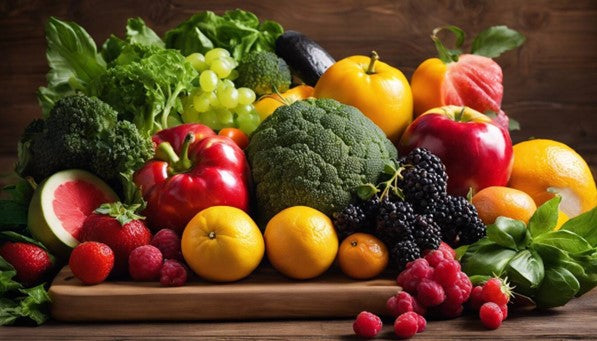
[246, 98, 398, 224]
[90, 44, 197, 135]
[16, 95, 154, 203]
[234, 51, 291, 96]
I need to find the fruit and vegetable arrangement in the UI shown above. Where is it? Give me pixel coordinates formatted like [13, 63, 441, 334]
[0, 8, 596, 338]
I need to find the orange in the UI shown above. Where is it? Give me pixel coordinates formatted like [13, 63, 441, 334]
[264, 206, 338, 280]
[181, 206, 264, 282]
[338, 233, 389, 280]
[253, 85, 314, 120]
[509, 139, 597, 218]
[472, 186, 537, 225]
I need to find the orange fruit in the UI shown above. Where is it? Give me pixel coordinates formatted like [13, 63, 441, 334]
[472, 186, 537, 225]
[264, 206, 338, 280]
[181, 206, 264, 282]
[338, 233, 389, 279]
[509, 139, 597, 218]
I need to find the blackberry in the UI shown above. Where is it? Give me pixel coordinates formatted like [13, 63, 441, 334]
[375, 200, 416, 245]
[391, 240, 420, 270]
[400, 148, 448, 181]
[332, 203, 367, 239]
[428, 195, 486, 246]
[362, 195, 382, 228]
[398, 166, 447, 212]
[412, 214, 442, 252]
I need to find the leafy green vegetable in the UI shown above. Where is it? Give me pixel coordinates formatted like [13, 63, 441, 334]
[125, 18, 164, 47]
[487, 216, 530, 250]
[90, 44, 197, 134]
[246, 98, 397, 224]
[533, 267, 579, 309]
[561, 208, 597, 246]
[235, 51, 291, 96]
[505, 249, 544, 295]
[528, 196, 560, 238]
[164, 9, 284, 61]
[461, 200, 597, 308]
[471, 25, 526, 58]
[0, 257, 51, 325]
[16, 95, 154, 203]
[37, 17, 106, 116]
[0, 201, 28, 231]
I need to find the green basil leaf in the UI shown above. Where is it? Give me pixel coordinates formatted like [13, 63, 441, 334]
[461, 243, 518, 277]
[505, 249, 545, 296]
[534, 230, 592, 254]
[487, 217, 528, 250]
[561, 207, 597, 246]
[471, 25, 526, 58]
[568, 249, 597, 296]
[528, 196, 561, 238]
[125, 18, 164, 48]
[0, 256, 22, 295]
[0, 201, 28, 229]
[0, 284, 51, 326]
[3, 179, 34, 206]
[468, 275, 491, 286]
[455, 244, 469, 260]
[532, 242, 569, 265]
[534, 267, 580, 308]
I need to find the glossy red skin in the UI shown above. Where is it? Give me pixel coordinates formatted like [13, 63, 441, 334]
[134, 124, 251, 234]
[0, 242, 53, 286]
[398, 113, 513, 196]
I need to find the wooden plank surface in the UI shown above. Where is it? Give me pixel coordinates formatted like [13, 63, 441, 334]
[5, 289, 597, 340]
[49, 266, 397, 321]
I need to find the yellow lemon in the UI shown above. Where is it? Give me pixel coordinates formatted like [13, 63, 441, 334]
[181, 206, 264, 282]
[509, 139, 597, 218]
[264, 206, 338, 280]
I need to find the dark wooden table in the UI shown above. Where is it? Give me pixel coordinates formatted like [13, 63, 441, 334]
[1, 0, 597, 339]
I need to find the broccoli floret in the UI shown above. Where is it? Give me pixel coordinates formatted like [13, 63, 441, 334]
[246, 98, 397, 224]
[235, 51, 291, 96]
[16, 95, 154, 198]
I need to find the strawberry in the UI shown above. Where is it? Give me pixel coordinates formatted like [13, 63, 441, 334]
[80, 202, 152, 276]
[482, 277, 512, 306]
[69, 242, 114, 285]
[0, 241, 53, 286]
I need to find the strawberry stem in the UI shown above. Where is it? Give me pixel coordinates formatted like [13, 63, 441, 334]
[94, 202, 145, 226]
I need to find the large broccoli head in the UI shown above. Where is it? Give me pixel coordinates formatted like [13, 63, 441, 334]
[16, 95, 154, 192]
[246, 98, 398, 224]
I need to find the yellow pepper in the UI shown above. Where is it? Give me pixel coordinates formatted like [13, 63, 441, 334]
[313, 51, 413, 143]
[253, 85, 314, 120]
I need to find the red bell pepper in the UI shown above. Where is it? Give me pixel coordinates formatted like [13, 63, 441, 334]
[133, 123, 251, 234]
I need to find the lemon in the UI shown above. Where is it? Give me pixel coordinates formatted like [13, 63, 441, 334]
[509, 139, 597, 217]
[264, 206, 338, 280]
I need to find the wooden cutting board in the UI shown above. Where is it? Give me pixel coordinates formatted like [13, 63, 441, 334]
[49, 265, 399, 321]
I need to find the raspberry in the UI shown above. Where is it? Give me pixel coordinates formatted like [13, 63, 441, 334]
[69, 242, 114, 285]
[387, 291, 426, 317]
[394, 312, 419, 339]
[417, 279, 445, 307]
[444, 286, 465, 306]
[415, 314, 426, 333]
[353, 311, 383, 338]
[438, 242, 455, 259]
[160, 259, 188, 287]
[409, 258, 434, 280]
[455, 272, 472, 302]
[482, 278, 510, 306]
[424, 249, 445, 268]
[499, 304, 508, 320]
[128, 245, 163, 281]
[433, 259, 461, 287]
[387, 295, 400, 317]
[396, 269, 420, 293]
[469, 285, 484, 311]
[151, 229, 182, 261]
[479, 302, 503, 329]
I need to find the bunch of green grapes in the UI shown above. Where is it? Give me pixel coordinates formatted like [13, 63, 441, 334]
[182, 48, 261, 134]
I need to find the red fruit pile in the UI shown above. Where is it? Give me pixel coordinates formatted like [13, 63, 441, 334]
[469, 277, 511, 329]
[394, 246, 472, 320]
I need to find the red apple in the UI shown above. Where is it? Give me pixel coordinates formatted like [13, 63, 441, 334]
[398, 105, 513, 196]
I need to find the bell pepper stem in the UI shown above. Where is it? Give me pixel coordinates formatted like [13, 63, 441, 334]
[156, 142, 180, 164]
[176, 133, 195, 172]
[366, 51, 379, 74]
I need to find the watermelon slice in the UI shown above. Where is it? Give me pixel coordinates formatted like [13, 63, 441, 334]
[28, 169, 118, 258]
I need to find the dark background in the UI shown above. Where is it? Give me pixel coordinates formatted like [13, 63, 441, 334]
[1, 0, 595, 176]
